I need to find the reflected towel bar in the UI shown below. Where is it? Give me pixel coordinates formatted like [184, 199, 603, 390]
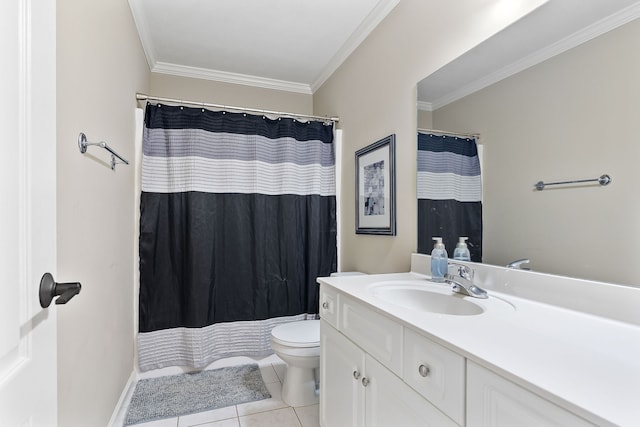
[534, 174, 611, 191]
[78, 132, 129, 170]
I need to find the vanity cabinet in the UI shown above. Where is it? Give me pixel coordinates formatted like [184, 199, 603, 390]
[320, 290, 459, 427]
[466, 362, 595, 427]
[318, 264, 637, 426]
[319, 282, 606, 426]
[320, 320, 457, 427]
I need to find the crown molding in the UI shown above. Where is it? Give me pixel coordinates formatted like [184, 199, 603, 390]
[129, 0, 312, 94]
[128, 0, 157, 71]
[310, 0, 400, 93]
[429, 2, 640, 110]
[130, 0, 398, 95]
[152, 62, 313, 95]
[417, 101, 433, 112]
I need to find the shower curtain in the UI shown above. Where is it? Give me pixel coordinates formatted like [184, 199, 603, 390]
[417, 132, 482, 261]
[138, 103, 337, 371]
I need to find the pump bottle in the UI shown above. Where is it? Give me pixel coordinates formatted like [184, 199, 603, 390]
[430, 237, 448, 282]
[453, 237, 471, 261]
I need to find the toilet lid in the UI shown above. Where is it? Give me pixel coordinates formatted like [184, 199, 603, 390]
[271, 320, 320, 348]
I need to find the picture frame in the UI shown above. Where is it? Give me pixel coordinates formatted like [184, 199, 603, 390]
[355, 134, 396, 235]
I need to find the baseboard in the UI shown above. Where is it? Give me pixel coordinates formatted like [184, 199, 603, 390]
[108, 369, 137, 427]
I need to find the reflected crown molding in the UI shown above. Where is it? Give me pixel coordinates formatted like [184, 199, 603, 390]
[417, 101, 433, 112]
[423, 2, 640, 111]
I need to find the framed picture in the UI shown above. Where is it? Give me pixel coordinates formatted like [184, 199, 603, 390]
[355, 134, 396, 235]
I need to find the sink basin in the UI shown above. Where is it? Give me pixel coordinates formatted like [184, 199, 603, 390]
[370, 281, 485, 316]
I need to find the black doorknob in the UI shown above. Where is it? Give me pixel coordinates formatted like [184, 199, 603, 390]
[39, 273, 82, 308]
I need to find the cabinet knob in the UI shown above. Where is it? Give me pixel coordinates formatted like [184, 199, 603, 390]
[418, 364, 430, 377]
[361, 377, 370, 387]
[322, 302, 329, 309]
[353, 370, 361, 380]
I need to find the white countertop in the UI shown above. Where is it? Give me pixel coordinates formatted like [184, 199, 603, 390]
[318, 271, 640, 427]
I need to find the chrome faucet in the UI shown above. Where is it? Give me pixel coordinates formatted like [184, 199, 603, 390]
[445, 262, 488, 299]
[507, 258, 530, 270]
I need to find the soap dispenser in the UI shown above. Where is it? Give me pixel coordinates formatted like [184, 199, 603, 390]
[430, 237, 448, 283]
[453, 237, 471, 261]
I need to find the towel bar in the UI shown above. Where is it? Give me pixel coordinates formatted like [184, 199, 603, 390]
[78, 132, 129, 170]
[534, 174, 611, 191]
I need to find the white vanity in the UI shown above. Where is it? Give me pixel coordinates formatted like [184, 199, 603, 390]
[317, 254, 640, 427]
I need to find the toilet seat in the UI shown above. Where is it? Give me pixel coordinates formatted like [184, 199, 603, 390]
[271, 320, 320, 348]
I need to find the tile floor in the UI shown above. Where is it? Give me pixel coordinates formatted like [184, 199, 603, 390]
[113, 354, 319, 427]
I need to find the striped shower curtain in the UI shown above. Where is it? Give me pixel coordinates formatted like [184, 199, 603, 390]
[138, 103, 336, 371]
[417, 132, 482, 261]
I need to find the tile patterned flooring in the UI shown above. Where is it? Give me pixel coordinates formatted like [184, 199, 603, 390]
[114, 355, 319, 427]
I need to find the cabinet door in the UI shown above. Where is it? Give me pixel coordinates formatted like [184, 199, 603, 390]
[320, 320, 365, 427]
[467, 362, 595, 427]
[365, 354, 458, 427]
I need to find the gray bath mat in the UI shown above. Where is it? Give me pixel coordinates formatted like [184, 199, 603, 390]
[124, 363, 271, 425]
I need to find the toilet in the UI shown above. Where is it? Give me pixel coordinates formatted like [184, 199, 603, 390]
[270, 319, 320, 407]
[270, 273, 363, 407]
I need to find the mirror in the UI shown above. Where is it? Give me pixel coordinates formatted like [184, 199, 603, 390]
[416, 2, 640, 287]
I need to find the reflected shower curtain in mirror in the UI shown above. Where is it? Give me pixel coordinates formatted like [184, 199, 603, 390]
[138, 104, 336, 371]
[417, 132, 482, 261]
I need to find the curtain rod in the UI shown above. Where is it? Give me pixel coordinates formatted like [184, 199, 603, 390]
[418, 127, 480, 139]
[136, 93, 339, 123]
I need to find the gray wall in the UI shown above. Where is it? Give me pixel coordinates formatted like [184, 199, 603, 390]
[56, 0, 149, 424]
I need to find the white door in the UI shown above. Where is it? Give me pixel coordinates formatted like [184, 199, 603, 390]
[0, 0, 58, 425]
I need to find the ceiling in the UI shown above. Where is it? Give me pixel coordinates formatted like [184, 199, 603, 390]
[418, 0, 640, 110]
[128, 0, 400, 94]
[129, 0, 640, 101]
